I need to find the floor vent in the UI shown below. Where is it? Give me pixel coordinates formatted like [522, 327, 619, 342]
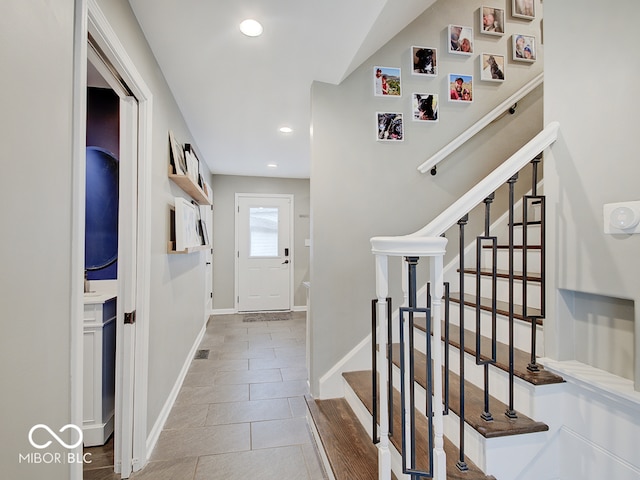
[194, 349, 210, 360]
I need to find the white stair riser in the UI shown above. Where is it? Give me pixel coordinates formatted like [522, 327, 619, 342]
[463, 274, 543, 310]
[482, 248, 542, 273]
[388, 362, 551, 479]
[513, 224, 542, 245]
[445, 302, 543, 354]
[410, 329, 539, 416]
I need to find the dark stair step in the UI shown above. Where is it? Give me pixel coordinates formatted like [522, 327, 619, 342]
[390, 344, 549, 438]
[343, 370, 496, 480]
[458, 267, 541, 282]
[449, 292, 543, 325]
[305, 395, 397, 480]
[411, 317, 564, 386]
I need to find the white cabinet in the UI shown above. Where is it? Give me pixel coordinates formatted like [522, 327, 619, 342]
[83, 295, 116, 446]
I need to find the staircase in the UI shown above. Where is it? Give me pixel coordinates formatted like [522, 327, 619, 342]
[306, 123, 564, 479]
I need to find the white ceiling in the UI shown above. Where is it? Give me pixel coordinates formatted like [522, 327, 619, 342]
[127, 0, 435, 178]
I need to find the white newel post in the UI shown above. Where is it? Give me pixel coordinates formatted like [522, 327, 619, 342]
[430, 254, 447, 479]
[375, 254, 392, 480]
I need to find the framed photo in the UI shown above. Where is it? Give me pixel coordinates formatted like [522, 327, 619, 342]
[168, 130, 187, 175]
[411, 46, 437, 76]
[376, 112, 404, 141]
[373, 66, 402, 97]
[174, 197, 200, 251]
[480, 53, 505, 82]
[512, 34, 536, 62]
[412, 94, 438, 122]
[449, 74, 474, 103]
[480, 6, 505, 35]
[449, 25, 473, 55]
[512, 0, 535, 19]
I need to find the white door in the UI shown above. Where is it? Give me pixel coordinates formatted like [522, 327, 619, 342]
[236, 194, 292, 312]
[115, 95, 138, 478]
[202, 204, 213, 316]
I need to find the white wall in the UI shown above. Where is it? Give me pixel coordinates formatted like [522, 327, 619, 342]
[544, 0, 640, 388]
[309, 0, 544, 396]
[0, 2, 75, 478]
[210, 175, 310, 310]
[0, 3, 214, 476]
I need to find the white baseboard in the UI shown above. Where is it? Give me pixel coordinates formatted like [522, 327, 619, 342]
[210, 308, 237, 315]
[292, 305, 307, 312]
[318, 334, 372, 399]
[145, 322, 207, 458]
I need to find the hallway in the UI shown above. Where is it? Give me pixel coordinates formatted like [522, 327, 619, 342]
[84, 312, 328, 480]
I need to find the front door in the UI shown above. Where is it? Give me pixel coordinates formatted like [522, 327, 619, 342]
[236, 194, 292, 312]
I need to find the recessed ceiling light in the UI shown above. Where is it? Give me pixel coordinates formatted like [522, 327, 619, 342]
[279, 126, 293, 134]
[239, 19, 263, 37]
[267, 163, 278, 168]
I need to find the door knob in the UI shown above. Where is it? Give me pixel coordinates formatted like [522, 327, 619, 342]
[282, 260, 289, 264]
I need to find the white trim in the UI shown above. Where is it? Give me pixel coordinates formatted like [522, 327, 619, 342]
[371, 121, 559, 256]
[292, 305, 308, 312]
[146, 323, 207, 459]
[82, 1, 154, 475]
[211, 308, 238, 316]
[318, 334, 372, 399]
[71, 2, 89, 479]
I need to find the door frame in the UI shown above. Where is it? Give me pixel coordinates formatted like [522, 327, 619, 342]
[72, 1, 153, 478]
[234, 193, 295, 312]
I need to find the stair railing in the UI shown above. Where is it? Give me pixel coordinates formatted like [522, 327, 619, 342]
[417, 72, 544, 176]
[370, 122, 559, 480]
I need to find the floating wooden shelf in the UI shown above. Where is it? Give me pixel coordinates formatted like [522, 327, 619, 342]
[168, 166, 212, 205]
[167, 241, 211, 254]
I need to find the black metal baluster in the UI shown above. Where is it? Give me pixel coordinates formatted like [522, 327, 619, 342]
[457, 215, 469, 472]
[371, 299, 379, 443]
[387, 297, 394, 435]
[444, 282, 450, 415]
[399, 257, 433, 479]
[477, 194, 497, 422]
[371, 296, 394, 444]
[506, 174, 518, 419]
[526, 155, 545, 372]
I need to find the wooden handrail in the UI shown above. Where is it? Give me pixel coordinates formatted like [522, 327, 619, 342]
[417, 72, 544, 175]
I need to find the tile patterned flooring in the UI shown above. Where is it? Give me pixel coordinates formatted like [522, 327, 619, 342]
[84, 312, 328, 480]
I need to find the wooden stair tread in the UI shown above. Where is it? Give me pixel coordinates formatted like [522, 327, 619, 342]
[343, 370, 496, 480]
[459, 267, 542, 282]
[390, 344, 549, 438]
[449, 292, 543, 324]
[412, 317, 564, 386]
[305, 395, 386, 480]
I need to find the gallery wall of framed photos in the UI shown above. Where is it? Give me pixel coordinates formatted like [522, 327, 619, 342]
[373, 0, 542, 143]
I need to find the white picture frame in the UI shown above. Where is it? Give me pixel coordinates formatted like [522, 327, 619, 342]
[480, 53, 505, 82]
[512, 0, 535, 19]
[412, 93, 439, 122]
[449, 25, 474, 55]
[512, 34, 536, 62]
[480, 6, 505, 35]
[174, 197, 200, 251]
[411, 46, 437, 76]
[448, 74, 474, 103]
[376, 112, 404, 141]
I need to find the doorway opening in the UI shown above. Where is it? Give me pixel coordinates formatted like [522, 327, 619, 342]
[235, 194, 294, 312]
[72, 3, 153, 478]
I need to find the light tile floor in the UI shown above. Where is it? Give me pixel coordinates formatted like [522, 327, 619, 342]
[84, 312, 328, 480]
